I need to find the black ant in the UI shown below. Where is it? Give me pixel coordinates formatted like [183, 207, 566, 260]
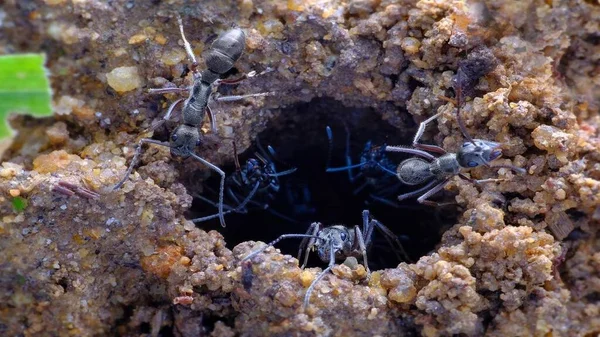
[113, 15, 271, 227]
[385, 71, 525, 206]
[241, 210, 409, 310]
[191, 141, 296, 223]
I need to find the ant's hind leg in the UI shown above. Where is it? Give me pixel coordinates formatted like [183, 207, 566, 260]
[416, 179, 454, 207]
[396, 180, 439, 202]
[411, 113, 447, 154]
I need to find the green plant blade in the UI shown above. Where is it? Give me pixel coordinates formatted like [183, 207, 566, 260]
[0, 53, 53, 139]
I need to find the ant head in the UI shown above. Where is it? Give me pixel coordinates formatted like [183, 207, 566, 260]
[169, 125, 201, 157]
[245, 158, 264, 178]
[456, 139, 502, 169]
[316, 226, 350, 262]
[204, 28, 245, 74]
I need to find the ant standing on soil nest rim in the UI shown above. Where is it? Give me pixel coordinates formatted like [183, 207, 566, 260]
[385, 71, 526, 206]
[113, 14, 272, 227]
[241, 210, 409, 310]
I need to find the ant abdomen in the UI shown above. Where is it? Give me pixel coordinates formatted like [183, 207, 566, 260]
[204, 28, 246, 74]
[397, 158, 432, 185]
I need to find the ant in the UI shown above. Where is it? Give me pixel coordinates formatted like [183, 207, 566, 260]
[385, 71, 526, 206]
[241, 210, 409, 310]
[191, 141, 297, 223]
[113, 15, 271, 227]
[324, 124, 402, 207]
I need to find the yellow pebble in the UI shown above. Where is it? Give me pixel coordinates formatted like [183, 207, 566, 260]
[180, 256, 191, 266]
[155, 34, 167, 45]
[128, 34, 147, 44]
[9, 189, 20, 197]
[300, 270, 315, 287]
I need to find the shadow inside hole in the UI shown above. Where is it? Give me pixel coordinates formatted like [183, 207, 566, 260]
[188, 98, 458, 269]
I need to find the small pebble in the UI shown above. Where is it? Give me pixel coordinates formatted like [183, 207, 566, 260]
[106, 66, 143, 93]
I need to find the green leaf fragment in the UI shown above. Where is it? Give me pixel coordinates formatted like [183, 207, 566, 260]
[15, 274, 26, 286]
[0, 53, 53, 140]
[11, 196, 28, 212]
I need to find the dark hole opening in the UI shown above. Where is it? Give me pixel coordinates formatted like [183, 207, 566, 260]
[189, 98, 457, 269]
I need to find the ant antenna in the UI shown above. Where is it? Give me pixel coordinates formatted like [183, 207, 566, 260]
[454, 69, 476, 145]
[176, 14, 198, 70]
[233, 141, 242, 173]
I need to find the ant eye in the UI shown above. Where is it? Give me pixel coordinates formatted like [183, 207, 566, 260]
[171, 134, 178, 141]
[340, 232, 347, 241]
[468, 161, 478, 167]
[196, 139, 201, 146]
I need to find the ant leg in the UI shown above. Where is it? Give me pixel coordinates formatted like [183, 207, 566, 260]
[303, 240, 335, 311]
[194, 193, 236, 211]
[151, 98, 185, 130]
[163, 98, 184, 121]
[227, 189, 251, 213]
[324, 126, 364, 180]
[176, 14, 198, 69]
[385, 145, 436, 161]
[344, 125, 355, 182]
[416, 179, 452, 207]
[147, 87, 189, 95]
[113, 138, 169, 190]
[458, 173, 503, 184]
[298, 222, 321, 268]
[267, 168, 297, 177]
[370, 219, 411, 262]
[361, 210, 374, 243]
[325, 126, 334, 171]
[368, 194, 403, 208]
[354, 225, 370, 274]
[242, 234, 321, 262]
[262, 144, 297, 174]
[352, 178, 369, 195]
[189, 153, 227, 227]
[409, 113, 447, 154]
[212, 92, 274, 102]
[487, 163, 526, 175]
[413, 112, 441, 144]
[265, 207, 302, 224]
[326, 162, 365, 175]
[206, 105, 218, 134]
[191, 182, 260, 223]
[215, 68, 273, 86]
[375, 181, 402, 197]
[396, 179, 439, 202]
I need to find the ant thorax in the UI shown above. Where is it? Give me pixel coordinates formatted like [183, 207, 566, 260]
[430, 153, 460, 177]
[182, 81, 211, 126]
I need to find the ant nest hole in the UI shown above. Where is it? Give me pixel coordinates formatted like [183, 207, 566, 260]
[187, 98, 459, 269]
